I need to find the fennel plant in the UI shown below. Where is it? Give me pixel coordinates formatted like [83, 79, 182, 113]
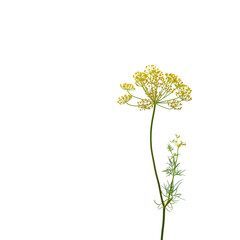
[117, 65, 192, 240]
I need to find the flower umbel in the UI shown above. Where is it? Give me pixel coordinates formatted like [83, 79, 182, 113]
[117, 65, 192, 110]
[117, 94, 132, 105]
[171, 134, 186, 148]
[120, 83, 135, 91]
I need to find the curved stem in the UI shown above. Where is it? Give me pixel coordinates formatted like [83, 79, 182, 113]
[127, 90, 144, 100]
[150, 103, 166, 240]
[126, 103, 138, 107]
[150, 103, 164, 205]
[156, 103, 173, 110]
[158, 96, 181, 104]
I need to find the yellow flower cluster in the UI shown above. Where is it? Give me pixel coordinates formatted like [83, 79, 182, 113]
[133, 71, 148, 87]
[171, 134, 186, 148]
[120, 83, 135, 91]
[117, 94, 132, 105]
[117, 65, 192, 111]
[137, 99, 153, 111]
[175, 84, 192, 101]
[133, 65, 164, 101]
[166, 99, 183, 110]
[165, 73, 192, 102]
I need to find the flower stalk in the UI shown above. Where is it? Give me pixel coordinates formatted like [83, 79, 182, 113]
[150, 102, 166, 240]
[150, 103, 164, 206]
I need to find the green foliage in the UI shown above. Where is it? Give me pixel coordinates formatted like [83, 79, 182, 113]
[154, 136, 186, 212]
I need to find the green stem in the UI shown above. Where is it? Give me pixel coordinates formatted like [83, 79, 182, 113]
[168, 147, 179, 200]
[150, 103, 166, 240]
[150, 103, 164, 205]
[156, 103, 173, 110]
[127, 90, 144, 100]
[126, 103, 138, 107]
[161, 208, 166, 240]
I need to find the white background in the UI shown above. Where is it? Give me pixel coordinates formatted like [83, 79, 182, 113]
[0, 0, 240, 239]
